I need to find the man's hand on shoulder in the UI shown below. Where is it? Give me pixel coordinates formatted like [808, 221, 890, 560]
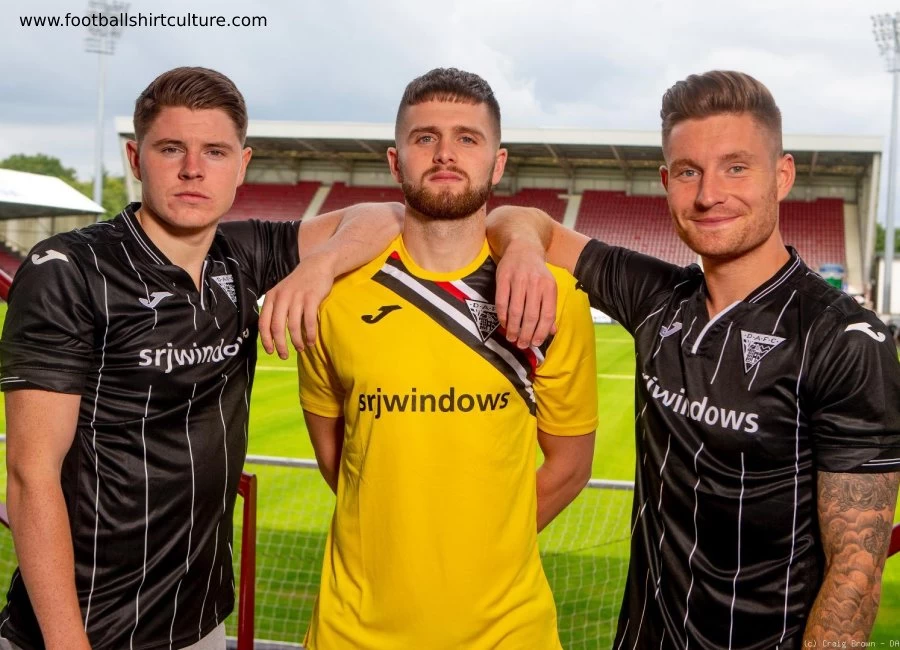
[260, 201, 404, 357]
[494, 238, 558, 349]
[259, 250, 336, 358]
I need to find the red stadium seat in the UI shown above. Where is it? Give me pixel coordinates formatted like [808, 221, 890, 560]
[573, 192, 847, 270]
[574, 191, 695, 266]
[223, 182, 321, 222]
[779, 198, 846, 271]
[488, 188, 567, 223]
[317, 182, 405, 214]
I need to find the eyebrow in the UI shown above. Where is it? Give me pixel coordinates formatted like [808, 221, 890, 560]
[150, 138, 236, 151]
[719, 150, 757, 163]
[667, 157, 699, 170]
[668, 150, 758, 169]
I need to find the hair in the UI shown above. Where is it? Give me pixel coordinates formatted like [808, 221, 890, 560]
[133, 67, 248, 144]
[660, 70, 782, 155]
[395, 67, 501, 140]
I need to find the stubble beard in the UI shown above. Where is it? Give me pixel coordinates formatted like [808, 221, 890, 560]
[674, 186, 780, 262]
[400, 164, 493, 221]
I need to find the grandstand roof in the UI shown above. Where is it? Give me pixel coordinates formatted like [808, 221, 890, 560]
[0, 168, 105, 220]
[116, 118, 882, 177]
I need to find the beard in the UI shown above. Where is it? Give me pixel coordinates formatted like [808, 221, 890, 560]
[400, 164, 493, 221]
[671, 185, 780, 261]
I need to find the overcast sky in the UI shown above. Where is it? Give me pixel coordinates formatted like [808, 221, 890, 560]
[2, 0, 899, 182]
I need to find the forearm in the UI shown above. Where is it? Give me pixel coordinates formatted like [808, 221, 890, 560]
[486, 206, 552, 257]
[305, 203, 402, 277]
[803, 562, 883, 643]
[536, 460, 590, 532]
[8, 473, 90, 650]
[804, 470, 899, 643]
[303, 412, 344, 494]
[317, 455, 340, 494]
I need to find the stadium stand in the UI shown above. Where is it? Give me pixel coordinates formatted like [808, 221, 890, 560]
[0, 189, 851, 279]
[574, 191, 847, 271]
[0, 242, 22, 278]
[488, 188, 567, 222]
[222, 182, 321, 222]
[575, 191, 696, 266]
[316, 182, 404, 215]
[317, 184, 568, 222]
[779, 198, 846, 271]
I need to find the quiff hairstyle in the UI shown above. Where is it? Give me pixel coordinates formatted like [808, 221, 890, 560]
[660, 70, 783, 156]
[133, 67, 248, 144]
[395, 67, 501, 141]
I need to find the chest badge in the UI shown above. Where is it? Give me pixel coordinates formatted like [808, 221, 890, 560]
[740, 330, 786, 373]
[211, 274, 237, 305]
[466, 300, 500, 342]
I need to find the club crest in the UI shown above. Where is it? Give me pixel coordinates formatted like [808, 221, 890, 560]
[466, 300, 500, 341]
[740, 330, 786, 373]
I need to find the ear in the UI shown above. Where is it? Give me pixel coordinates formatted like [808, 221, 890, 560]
[236, 146, 253, 187]
[659, 165, 669, 191]
[775, 153, 795, 202]
[491, 148, 508, 185]
[126, 140, 141, 181]
[387, 147, 402, 184]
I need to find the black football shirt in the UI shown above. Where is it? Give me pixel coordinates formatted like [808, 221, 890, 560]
[574, 240, 900, 650]
[0, 203, 299, 650]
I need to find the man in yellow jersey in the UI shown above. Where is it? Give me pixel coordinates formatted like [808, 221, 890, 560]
[298, 68, 598, 649]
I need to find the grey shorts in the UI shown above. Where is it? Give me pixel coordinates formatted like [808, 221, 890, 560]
[0, 623, 226, 650]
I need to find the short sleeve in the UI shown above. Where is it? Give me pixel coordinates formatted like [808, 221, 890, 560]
[573, 239, 693, 334]
[806, 307, 900, 473]
[532, 267, 599, 436]
[219, 220, 300, 294]
[297, 317, 345, 418]
[1, 239, 94, 394]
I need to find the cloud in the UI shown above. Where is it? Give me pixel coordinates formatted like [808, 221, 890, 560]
[1, 0, 897, 180]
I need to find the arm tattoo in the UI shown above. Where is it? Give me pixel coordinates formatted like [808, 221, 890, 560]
[804, 471, 900, 643]
[818, 472, 896, 512]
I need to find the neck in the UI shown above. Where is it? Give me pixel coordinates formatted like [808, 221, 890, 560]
[401, 205, 487, 272]
[702, 233, 791, 317]
[135, 205, 217, 288]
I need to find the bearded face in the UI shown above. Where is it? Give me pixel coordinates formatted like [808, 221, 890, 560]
[399, 162, 494, 221]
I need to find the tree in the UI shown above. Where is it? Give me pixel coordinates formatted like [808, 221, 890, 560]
[97, 173, 128, 217]
[0, 153, 78, 184]
[875, 222, 900, 254]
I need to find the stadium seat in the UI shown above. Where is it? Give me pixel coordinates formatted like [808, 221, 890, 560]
[317, 182, 405, 214]
[573, 192, 847, 270]
[488, 188, 567, 222]
[223, 182, 321, 222]
[779, 198, 846, 271]
[0, 243, 23, 279]
[574, 191, 695, 266]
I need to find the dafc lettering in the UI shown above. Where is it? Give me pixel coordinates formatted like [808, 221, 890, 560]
[358, 386, 511, 419]
[642, 374, 759, 434]
[138, 331, 249, 374]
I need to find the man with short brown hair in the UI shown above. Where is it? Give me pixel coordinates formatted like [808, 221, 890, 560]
[488, 70, 900, 648]
[299, 68, 598, 649]
[0, 66, 399, 650]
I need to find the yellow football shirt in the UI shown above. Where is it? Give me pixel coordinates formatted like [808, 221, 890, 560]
[299, 235, 598, 649]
